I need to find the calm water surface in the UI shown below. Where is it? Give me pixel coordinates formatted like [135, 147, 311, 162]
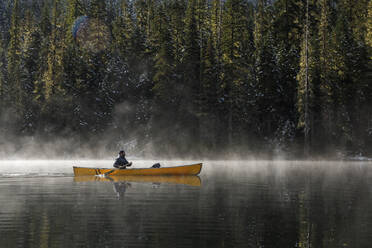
[1, 160, 372, 248]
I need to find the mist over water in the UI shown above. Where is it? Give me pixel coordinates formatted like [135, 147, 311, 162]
[1, 160, 372, 247]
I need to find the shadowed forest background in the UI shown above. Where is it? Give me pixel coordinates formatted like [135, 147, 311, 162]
[0, 0, 371, 158]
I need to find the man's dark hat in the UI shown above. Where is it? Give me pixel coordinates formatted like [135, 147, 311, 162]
[119, 150, 125, 153]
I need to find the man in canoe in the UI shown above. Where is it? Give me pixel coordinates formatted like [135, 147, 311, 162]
[113, 150, 132, 169]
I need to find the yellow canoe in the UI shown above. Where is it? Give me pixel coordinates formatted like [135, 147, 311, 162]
[74, 175, 201, 186]
[73, 163, 202, 176]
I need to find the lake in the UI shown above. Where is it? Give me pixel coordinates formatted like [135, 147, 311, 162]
[1, 160, 372, 248]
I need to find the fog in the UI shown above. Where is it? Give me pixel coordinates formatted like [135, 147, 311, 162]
[0, 0, 371, 161]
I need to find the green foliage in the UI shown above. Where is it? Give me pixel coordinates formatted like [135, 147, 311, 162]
[152, 5, 174, 104]
[365, 1, 372, 57]
[89, 0, 106, 20]
[0, 37, 5, 107]
[7, 0, 22, 114]
[66, 0, 84, 42]
[0, 0, 371, 157]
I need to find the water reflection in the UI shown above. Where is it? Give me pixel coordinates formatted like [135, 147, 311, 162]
[74, 175, 202, 186]
[113, 182, 131, 198]
[74, 175, 201, 199]
[0, 161, 372, 247]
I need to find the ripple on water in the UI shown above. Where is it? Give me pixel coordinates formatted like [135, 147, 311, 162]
[1, 161, 372, 247]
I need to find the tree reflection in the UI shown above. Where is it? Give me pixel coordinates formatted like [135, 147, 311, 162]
[1, 163, 372, 247]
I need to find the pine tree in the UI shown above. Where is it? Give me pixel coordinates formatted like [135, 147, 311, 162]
[296, 0, 314, 155]
[296, 32, 316, 146]
[183, 0, 200, 86]
[19, 10, 43, 133]
[40, 1, 51, 37]
[200, 33, 220, 150]
[66, 0, 84, 43]
[315, 0, 335, 147]
[254, 0, 279, 139]
[318, 0, 331, 94]
[150, 3, 180, 153]
[196, 0, 208, 81]
[273, 0, 302, 47]
[7, 0, 22, 115]
[43, 0, 65, 101]
[182, 0, 202, 150]
[363, 0, 372, 154]
[34, 0, 53, 102]
[331, 0, 367, 152]
[152, 13, 174, 105]
[89, 0, 106, 20]
[112, 0, 135, 58]
[348, 0, 369, 42]
[367, 1, 372, 53]
[169, 0, 187, 63]
[0, 37, 5, 109]
[201, 35, 217, 113]
[272, 0, 302, 133]
[22, 10, 41, 95]
[210, 0, 222, 68]
[63, 0, 85, 97]
[220, 0, 253, 146]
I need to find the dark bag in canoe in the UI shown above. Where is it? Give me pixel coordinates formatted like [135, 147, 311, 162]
[151, 163, 161, 168]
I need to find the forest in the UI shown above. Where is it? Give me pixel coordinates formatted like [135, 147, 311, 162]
[0, 0, 371, 158]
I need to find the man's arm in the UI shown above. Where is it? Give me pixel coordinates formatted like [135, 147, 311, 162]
[113, 158, 123, 168]
[122, 157, 132, 167]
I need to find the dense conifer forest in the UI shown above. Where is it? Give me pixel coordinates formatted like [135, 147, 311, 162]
[0, 0, 371, 158]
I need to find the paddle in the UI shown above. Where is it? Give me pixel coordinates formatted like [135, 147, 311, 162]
[103, 169, 117, 177]
[100, 162, 133, 177]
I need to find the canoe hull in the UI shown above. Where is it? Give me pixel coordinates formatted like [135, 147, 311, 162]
[73, 163, 202, 176]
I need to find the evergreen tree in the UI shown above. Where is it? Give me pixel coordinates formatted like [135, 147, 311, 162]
[42, 0, 65, 101]
[0, 37, 5, 110]
[0, 0, 371, 157]
[40, 1, 51, 37]
[273, 0, 302, 47]
[21, 10, 41, 96]
[210, 0, 222, 69]
[296, 31, 316, 147]
[367, 1, 372, 54]
[34, 0, 51, 105]
[363, 0, 372, 154]
[151, 3, 181, 153]
[331, 0, 368, 152]
[89, 0, 106, 20]
[220, 0, 253, 146]
[272, 0, 302, 144]
[66, 0, 84, 42]
[183, 0, 201, 92]
[112, 0, 135, 58]
[254, 0, 279, 139]
[314, 0, 335, 148]
[7, 0, 22, 116]
[152, 15, 174, 105]
[19, 10, 43, 133]
[169, 0, 187, 63]
[200, 33, 220, 150]
[181, 0, 201, 150]
[294, 0, 322, 155]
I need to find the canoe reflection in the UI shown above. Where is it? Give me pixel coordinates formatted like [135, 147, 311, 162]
[74, 175, 202, 187]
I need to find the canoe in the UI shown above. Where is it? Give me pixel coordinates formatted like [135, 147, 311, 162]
[73, 163, 202, 176]
[74, 175, 201, 186]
